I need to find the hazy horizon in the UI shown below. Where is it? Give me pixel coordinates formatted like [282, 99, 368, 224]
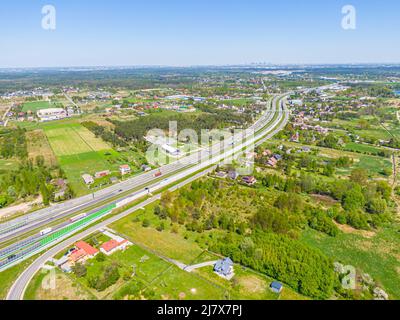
[1, 0, 400, 68]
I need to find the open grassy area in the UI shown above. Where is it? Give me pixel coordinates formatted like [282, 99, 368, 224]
[0, 158, 19, 171]
[110, 202, 205, 264]
[43, 123, 110, 156]
[26, 245, 226, 300]
[22, 101, 52, 112]
[300, 226, 400, 299]
[109, 201, 309, 300]
[26, 129, 58, 167]
[36, 122, 123, 195]
[344, 142, 387, 156]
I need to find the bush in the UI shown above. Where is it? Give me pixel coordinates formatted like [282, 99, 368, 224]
[96, 252, 107, 262]
[72, 263, 87, 278]
[142, 219, 150, 228]
[88, 263, 120, 292]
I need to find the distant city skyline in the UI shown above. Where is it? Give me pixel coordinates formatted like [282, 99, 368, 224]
[1, 0, 399, 68]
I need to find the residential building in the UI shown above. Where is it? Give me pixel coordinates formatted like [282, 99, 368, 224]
[95, 170, 111, 179]
[119, 165, 131, 175]
[242, 176, 257, 186]
[214, 258, 234, 278]
[37, 108, 67, 122]
[82, 174, 94, 185]
[100, 239, 131, 256]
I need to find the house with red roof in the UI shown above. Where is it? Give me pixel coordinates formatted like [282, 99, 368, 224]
[100, 239, 131, 256]
[119, 165, 131, 175]
[68, 241, 99, 265]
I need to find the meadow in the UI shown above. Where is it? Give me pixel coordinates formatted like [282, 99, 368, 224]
[43, 122, 110, 156]
[26, 129, 58, 167]
[344, 142, 386, 156]
[22, 101, 52, 113]
[40, 122, 118, 195]
[301, 225, 400, 299]
[109, 202, 307, 300]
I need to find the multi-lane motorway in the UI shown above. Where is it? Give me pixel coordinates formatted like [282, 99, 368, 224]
[6, 94, 290, 300]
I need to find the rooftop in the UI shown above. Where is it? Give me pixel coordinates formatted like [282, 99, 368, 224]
[75, 241, 99, 256]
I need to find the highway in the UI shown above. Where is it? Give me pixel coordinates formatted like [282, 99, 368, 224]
[0, 94, 279, 244]
[6, 94, 290, 300]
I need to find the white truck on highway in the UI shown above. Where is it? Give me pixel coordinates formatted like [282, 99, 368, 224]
[39, 228, 53, 236]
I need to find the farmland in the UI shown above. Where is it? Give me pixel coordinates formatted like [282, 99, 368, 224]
[43, 123, 110, 156]
[26, 130, 58, 167]
[21, 101, 52, 113]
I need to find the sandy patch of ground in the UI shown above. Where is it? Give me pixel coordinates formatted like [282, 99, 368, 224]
[311, 194, 338, 206]
[0, 196, 42, 219]
[237, 275, 266, 294]
[37, 273, 91, 300]
[334, 222, 376, 238]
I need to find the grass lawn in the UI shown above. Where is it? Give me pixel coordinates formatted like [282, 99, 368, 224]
[300, 226, 400, 299]
[193, 264, 307, 300]
[110, 201, 310, 300]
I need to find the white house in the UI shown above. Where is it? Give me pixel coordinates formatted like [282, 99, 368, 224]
[82, 174, 94, 185]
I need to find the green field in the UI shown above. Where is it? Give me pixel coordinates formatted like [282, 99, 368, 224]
[344, 142, 386, 156]
[44, 123, 110, 156]
[354, 155, 392, 175]
[22, 101, 52, 112]
[0, 158, 18, 171]
[301, 226, 400, 299]
[40, 122, 118, 195]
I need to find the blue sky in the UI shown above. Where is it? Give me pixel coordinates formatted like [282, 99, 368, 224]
[0, 0, 399, 67]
